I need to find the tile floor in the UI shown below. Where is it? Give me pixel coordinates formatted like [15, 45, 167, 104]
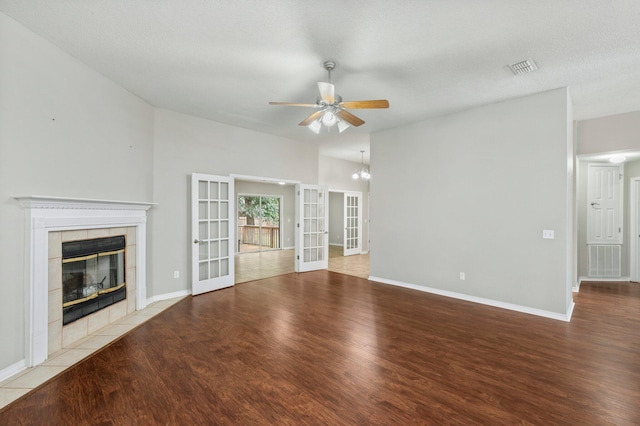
[234, 246, 370, 283]
[0, 297, 185, 410]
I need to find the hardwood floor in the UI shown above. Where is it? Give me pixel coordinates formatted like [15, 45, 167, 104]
[1, 275, 639, 424]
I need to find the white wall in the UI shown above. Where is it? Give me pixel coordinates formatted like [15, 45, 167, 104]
[370, 88, 573, 316]
[150, 109, 319, 297]
[0, 12, 154, 371]
[235, 181, 296, 249]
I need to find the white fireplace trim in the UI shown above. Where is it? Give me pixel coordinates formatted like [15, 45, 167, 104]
[14, 196, 155, 367]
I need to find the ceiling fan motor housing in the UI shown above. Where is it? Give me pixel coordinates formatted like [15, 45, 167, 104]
[323, 60, 336, 72]
[317, 94, 342, 106]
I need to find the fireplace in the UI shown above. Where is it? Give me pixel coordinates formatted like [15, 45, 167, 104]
[14, 195, 153, 367]
[62, 235, 127, 325]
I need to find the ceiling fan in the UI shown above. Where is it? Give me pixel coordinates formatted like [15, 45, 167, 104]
[269, 60, 389, 134]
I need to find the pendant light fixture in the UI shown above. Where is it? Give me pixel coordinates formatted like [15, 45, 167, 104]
[352, 150, 370, 180]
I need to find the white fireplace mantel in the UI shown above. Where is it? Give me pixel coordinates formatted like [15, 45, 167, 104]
[14, 195, 156, 367]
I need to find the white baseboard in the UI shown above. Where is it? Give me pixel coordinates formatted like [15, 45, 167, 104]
[0, 359, 27, 383]
[566, 299, 575, 321]
[329, 243, 344, 247]
[368, 276, 574, 322]
[146, 289, 191, 305]
[576, 276, 631, 292]
[282, 246, 295, 250]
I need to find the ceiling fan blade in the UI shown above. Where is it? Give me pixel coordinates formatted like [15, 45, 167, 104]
[269, 102, 317, 107]
[317, 82, 335, 104]
[340, 100, 389, 109]
[337, 110, 365, 127]
[298, 111, 323, 126]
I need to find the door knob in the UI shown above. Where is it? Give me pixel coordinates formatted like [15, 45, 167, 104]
[193, 239, 200, 244]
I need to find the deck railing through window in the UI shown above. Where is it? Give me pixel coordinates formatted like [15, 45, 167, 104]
[239, 225, 280, 249]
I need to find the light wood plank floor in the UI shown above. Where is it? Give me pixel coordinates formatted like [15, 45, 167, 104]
[235, 245, 369, 283]
[0, 276, 638, 424]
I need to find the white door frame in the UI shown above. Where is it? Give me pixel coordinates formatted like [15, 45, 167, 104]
[630, 177, 640, 282]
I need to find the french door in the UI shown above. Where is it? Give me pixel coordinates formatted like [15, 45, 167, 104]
[343, 192, 362, 256]
[191, 173, 235, 295]
[295, 184, 329, 272]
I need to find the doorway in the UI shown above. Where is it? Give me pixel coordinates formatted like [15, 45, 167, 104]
[577, 155, 640, 285]
[328, 190, 369, 278]
[233, 179, 296, 284]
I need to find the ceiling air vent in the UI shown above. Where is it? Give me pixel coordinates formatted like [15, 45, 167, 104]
[509, 58, 538, 75]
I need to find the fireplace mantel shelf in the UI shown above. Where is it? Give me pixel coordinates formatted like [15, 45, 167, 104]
[14, 195, 156, 210]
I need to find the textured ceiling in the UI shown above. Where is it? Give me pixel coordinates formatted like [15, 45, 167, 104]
[1, 1, 640, 163]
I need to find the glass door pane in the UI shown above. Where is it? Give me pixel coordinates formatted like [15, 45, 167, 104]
[238, 195, 281, 253]
[344, 192, 362, 257]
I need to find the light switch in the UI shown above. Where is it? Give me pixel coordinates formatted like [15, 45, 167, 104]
[542, 230, 555, 239]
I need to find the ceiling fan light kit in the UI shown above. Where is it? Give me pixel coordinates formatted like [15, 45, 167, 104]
[269, 60, 389, 134]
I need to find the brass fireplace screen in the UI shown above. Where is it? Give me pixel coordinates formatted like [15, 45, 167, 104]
[62, 235, 126, 325]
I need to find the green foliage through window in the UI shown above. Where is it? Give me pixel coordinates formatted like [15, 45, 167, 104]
[238, 196, 280, 226]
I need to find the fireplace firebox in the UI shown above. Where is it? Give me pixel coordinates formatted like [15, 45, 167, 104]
[62, 236, 126, 325]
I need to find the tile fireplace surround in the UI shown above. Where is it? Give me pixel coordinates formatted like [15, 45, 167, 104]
[13, 196, 154, 368]
[49, 227, 137, 354]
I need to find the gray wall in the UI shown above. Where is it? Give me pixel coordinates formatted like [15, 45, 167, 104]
[577, 111, 640, 155]
[329, 192, 344, 245]
[370, 88, 573, 315]
[151, 109, 319, 297]
[235, 181, 296, 249]
[0, 13, 154, 371]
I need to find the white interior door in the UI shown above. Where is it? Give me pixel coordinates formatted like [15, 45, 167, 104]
[587, 164, 623, 244]
[343, 192, 362, 256]
[295, 184, 329, 272]
[191, 173, 235, 295]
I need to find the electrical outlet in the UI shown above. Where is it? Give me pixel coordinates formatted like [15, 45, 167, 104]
[542, 230, 555, 239]
[173, 270, 179, 279]
[459, 272, 466, 280]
